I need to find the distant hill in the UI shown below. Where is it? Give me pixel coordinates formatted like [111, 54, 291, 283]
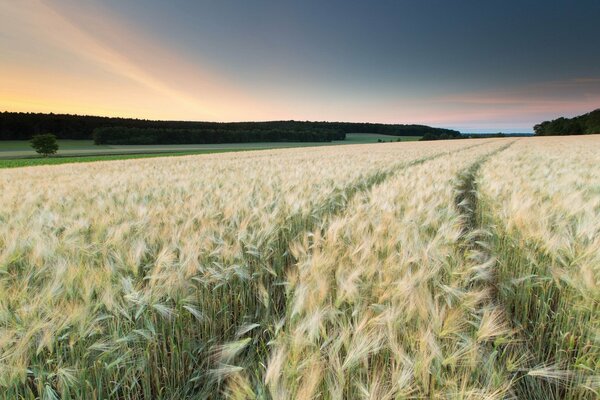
[0, 112, 460, 144]
[534, 109, 600, 135]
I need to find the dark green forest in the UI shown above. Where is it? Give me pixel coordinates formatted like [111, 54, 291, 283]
[0, 112, 459, 144]
[93, 127, 344, 144]
[534, 109, 600, 135]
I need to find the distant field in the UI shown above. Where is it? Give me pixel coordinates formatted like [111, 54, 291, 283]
[0, 134, 421, 167]
[0, 140, 330, 158]
[0, 149, 252, 169]
[0, 140, 104, 151]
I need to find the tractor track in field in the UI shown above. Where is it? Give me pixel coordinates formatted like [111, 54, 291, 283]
[453, 140, 571, 399]
[223, 140, 501, 397]
[452, 141, 524, 394]
[454, 141, 515, 302]
[268, 138, 499, 313]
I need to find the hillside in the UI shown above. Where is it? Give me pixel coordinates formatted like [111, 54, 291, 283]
[534, 108, 600, 135]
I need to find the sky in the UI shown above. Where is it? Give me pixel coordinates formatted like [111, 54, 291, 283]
[1, 0, 600, 132]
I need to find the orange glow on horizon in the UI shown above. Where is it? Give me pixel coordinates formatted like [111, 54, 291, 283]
[0, 0, 282, 122]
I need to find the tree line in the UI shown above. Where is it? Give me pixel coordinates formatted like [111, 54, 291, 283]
[0, 112, 460, 142]
[419, 132, 463, 141]
[534, 109, 600, 135]
[93, 127, 344, 145]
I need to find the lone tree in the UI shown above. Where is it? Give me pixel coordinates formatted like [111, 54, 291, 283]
[30, 134, 59, 157]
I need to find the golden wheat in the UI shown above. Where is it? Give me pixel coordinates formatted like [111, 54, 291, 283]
[0, 140, 480, 398]
[478, 136, 600, 399]
[1, 136, 597, 399]
[265, 140, 516, 399]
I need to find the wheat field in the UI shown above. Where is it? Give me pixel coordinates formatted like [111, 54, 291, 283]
[0, 137, 598, 399]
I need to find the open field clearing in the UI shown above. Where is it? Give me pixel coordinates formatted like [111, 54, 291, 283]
[0, 150, 256, 169]
[0, 140, 332, 159]
[0, 137, 598, 399]
[0, 134, 420, 162]
[0, 134, 420, 169]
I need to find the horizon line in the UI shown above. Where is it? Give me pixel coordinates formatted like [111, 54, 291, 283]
[1, 109, 537, 134]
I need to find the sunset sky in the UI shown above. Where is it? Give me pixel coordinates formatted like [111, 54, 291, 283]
[1, 0, 599, 132]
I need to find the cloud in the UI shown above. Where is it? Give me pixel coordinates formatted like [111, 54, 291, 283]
[0, 0, 277, 120]
[437, 78, 600, 107]
[420, 78, 600, 129]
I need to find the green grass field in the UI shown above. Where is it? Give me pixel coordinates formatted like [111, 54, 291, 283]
[0, 134, 420, 168]
[0, 140, 105, 151]
[0, 149, 254, 169]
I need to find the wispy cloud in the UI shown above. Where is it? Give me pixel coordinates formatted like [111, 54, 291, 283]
[416, 78, 600, 130]
[436, 78, 600, 108]
[0, 0, 277, 120]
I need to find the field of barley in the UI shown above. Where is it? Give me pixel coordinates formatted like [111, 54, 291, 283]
[0, 136, 598, 399]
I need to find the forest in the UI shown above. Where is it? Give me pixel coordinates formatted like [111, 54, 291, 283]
[0, 112, 459, 143]
[534, 109, 600, 135]
[93, 126, 344, 144]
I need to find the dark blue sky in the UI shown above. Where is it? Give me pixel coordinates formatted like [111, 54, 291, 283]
[2, 0, 599, 131]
